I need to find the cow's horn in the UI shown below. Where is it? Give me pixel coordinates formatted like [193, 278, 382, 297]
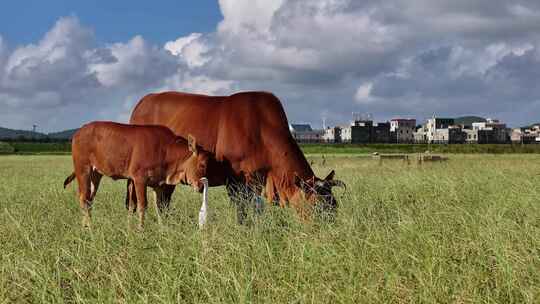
[328, 179, 346, 190]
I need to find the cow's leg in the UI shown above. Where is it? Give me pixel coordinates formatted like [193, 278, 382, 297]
[154, 184, 175, 214]
[133, 179, 148, 230]
[249, 181, 265, 215]
[226, 180, 249, 225]
[89, 170, 102, 201]
[150, 185, 172, 226]
[76, 171, 92, 228]
[244, 172, 267, 216]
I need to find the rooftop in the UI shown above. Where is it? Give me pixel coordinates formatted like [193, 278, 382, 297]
[289, 124, 313, 132]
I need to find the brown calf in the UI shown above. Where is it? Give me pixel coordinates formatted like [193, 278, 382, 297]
[63, 121, 211, 229]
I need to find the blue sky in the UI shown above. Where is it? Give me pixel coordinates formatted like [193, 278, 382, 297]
[1, 1, 540, 132]
[0, 0, 222, 45]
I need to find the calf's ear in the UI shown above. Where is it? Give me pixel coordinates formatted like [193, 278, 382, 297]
[188, 134, 198, 155]
[166, 170, 185, 185]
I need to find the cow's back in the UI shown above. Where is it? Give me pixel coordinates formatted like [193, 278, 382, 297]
[129, 91, 313, 181]
[130, 92, 224, 153]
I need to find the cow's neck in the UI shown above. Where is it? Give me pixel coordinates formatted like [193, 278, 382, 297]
[270, 142, 315, 203]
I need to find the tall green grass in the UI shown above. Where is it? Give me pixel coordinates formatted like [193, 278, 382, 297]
[8, 142, 71, 154]
[4, 142, 540, 155]
[0, 155, 538, 303]
[301, 143, 540, 154]
[0, 142, 14, 154]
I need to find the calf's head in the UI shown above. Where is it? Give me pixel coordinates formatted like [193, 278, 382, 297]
[294, 170, 346, 216]
[166, 135, 210, 192]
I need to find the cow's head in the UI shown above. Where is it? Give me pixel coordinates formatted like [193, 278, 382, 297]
[166, 134, 210, 192]
[294, 170, 346, 216]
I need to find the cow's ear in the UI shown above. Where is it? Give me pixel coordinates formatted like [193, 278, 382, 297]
[324, 170, 335, 181]
[188, 134, 198, 155]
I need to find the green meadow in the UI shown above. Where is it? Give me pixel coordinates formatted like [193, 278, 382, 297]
[0, 154, 539, 303]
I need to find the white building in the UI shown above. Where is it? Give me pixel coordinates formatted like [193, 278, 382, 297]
[341, 126, 352, 142]
[323, 127, 342, 143]
[511, 125, 540, 144]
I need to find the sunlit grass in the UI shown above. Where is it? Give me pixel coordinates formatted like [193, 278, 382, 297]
[0, 154, 539, 303]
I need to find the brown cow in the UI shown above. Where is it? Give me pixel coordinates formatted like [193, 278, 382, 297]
[129, 91, 345, 222]
[63, 121, 211, 229]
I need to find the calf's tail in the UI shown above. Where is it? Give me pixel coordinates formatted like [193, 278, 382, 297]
[63, 172, 76, 189]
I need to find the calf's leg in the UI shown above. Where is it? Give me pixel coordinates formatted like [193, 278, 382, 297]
[126, 179, 137, 214]
[76, 172, 92, 227]
[133, 180, 148, 230]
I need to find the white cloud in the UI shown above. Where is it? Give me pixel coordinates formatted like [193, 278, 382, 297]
[0, 16, 181, 130]
[2, 16, 95, 92]
[164, 33, 210, 68]
[89, 35, 177, 89]
[161, 71, 233, 96]
[217, 0, 285, 35]
[164, 33, 202, 56]
[355, 82, 374, 104]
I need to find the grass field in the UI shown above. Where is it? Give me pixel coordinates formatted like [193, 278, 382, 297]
[1, 154, 539, 303]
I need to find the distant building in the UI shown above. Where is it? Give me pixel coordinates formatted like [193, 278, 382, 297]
[372, 122, 391, 143]
[340, 121, 370, 143]
[289, 124, 324, 143]
[435, 125, 466, 143]
[390, 119, 416, 143]
[323, 127, 342, 143]
[426, 117, 454, 143]
[464, 129, 479, 143]
[511, 125, 540, 144]
[341, 125, 352, 142]
[338, 120, 391, 143]
[349, 120, 373, 143]
[420, 117, 466, 143]
[470, 118, 508, 143]
[414, 126, 428, 143]
[472, 118, 506, 130]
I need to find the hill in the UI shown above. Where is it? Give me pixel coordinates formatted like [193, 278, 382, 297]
[0, 127, 47, 140]
[454, 116, 486, 127]
[0, 126, 78, 140]
[47, 128, 79, 140]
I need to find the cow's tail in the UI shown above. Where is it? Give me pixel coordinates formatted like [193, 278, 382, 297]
[63, 173, 76, 189]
